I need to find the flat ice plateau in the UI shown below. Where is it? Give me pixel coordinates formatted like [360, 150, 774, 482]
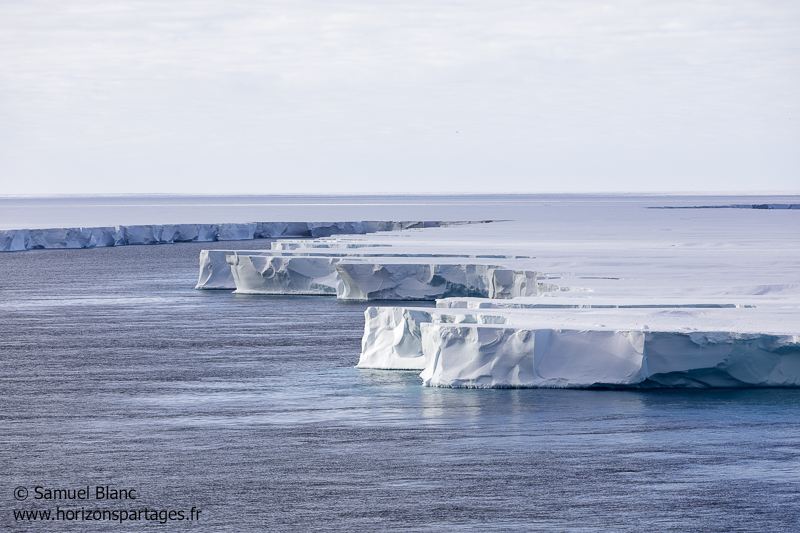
[190, 195, 800, 389]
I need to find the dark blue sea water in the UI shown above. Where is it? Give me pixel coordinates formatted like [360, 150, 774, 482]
[2, 240, 799, 531]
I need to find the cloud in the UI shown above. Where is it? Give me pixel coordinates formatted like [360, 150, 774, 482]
[1, 0, 798, 193]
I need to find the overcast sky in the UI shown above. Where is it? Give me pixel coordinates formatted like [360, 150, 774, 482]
[1, 0, 798, 195]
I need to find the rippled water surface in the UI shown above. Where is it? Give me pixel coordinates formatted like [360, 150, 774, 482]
[2, 241, 799, 531]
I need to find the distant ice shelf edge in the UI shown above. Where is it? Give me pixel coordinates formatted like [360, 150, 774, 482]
[0, 220, 493, 252]
[651, 204, 800, 210]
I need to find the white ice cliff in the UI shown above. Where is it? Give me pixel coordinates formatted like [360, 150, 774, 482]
[334, 262, 539, 300]
[419, 323, 800, 389]
[357, 302, 800, 388]
[0, 220, 489, 252]
[358, 306, 509, 370]
[228, 254, 341, 295]
[195, 249, 531, 290]
[224, 255, 538, 299]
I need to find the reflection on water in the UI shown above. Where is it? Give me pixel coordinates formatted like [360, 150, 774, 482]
[2, 243, 799, 532]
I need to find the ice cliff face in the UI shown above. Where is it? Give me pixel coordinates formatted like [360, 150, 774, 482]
[199, 248, 540, 300]
[357, 307, 509, 370]
[0, 220, 490, 252]
[356, 303, 800, 388]
[195, 248, 528, 290]
[334, 263, 538, 300]
[228, 255, 341, 295]
[419, 326, 647, 388]
[419, 324, 800, 388]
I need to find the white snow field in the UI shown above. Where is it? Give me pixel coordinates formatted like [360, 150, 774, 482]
[192, 195, 799, 388]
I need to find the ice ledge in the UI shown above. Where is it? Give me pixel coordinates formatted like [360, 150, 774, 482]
[334, 262, 538, 300]
[420, 324, 800, 389]
[222, 255, 540, 300]
[196, 249, 528, 290]
[356, 304, 775, 371]
[0, 220, 493, 252]
[358, 304, 800, 388]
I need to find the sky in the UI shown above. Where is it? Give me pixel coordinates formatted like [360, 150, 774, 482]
[0, 0, 798, 195]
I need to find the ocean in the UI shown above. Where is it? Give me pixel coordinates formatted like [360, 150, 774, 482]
[2, 195, 799, 531]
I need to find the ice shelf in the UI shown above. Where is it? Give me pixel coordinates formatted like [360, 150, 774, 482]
[335, 262, 539, 300]
[228, 254, 341, 295]
[357, 303, 800, 387]
[184, 197, 800, 389]
[358, 306, 510, 370]
[224, 255, 538, 299]
[420, 323, 800, 389]
[196, 249, 530, 290]
[653, 204, 800, 210]
[0, 220, 491, 252]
